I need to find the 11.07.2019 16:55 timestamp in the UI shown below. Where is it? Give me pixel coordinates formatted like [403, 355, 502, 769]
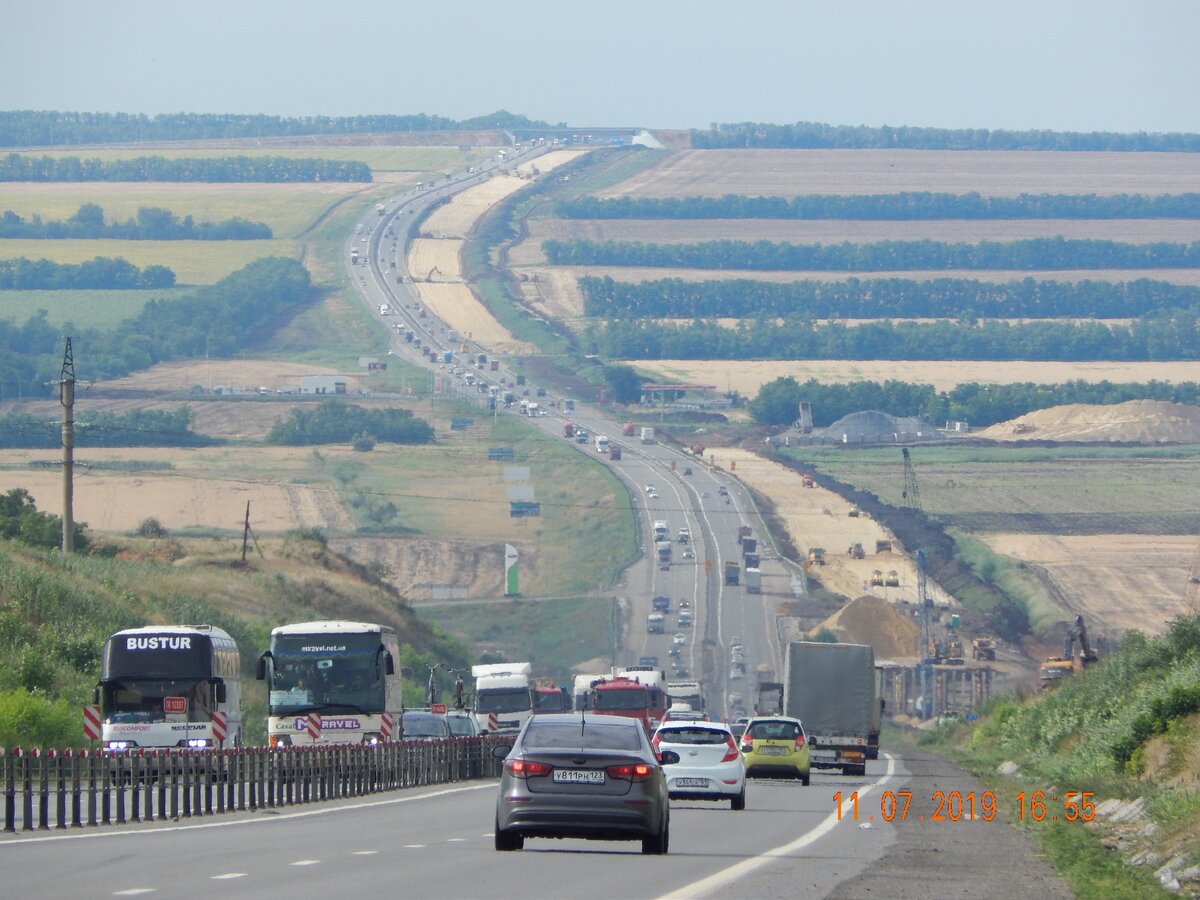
[833, 790, 1097, 823]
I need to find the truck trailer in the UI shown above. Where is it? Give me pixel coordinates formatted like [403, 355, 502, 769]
[783, 642, 875, 776]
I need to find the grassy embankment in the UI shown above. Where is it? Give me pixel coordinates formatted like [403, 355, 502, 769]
[902, 614, 1200, 897]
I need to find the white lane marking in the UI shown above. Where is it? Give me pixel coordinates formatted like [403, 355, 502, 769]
[352, 850, 378, 856]
[660, 754, 897, 900]
[113, 891, 156, 896]
[403, 844, 426, 849]
[211, 873, 246, 880]
[447, 838, 466, 842]
[0, 781, 496, 845]
[291, 859, 320, 866]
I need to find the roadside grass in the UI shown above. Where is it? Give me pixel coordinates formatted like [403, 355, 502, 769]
[416, 596, 615, 686]
[949, 529, 1063, 633]
[0, 288, 192, 329]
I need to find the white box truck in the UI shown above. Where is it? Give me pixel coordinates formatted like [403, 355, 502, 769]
[640, 427, 655, 444]
[472, 662, 533, 734]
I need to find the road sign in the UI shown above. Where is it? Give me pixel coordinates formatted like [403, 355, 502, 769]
[431, 703, 447, 715]
[164, 696, 187, 714]
[211, 710, 227, 743]
[83, 705, 101, 741]
[306, 712, 322, 740]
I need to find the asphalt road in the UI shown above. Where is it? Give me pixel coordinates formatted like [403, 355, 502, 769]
[0, 749, 1071, 899]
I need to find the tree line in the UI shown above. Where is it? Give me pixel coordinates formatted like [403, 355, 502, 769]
[578, 275, 1200, 320]
[546, 237, 1200, 272]
[0, 203, 271, 239]
[0, 110, 555, 148]
[0, 257, 312, 398]
[0, 256, 175, 289]
[689, 121, 1200, 152]
[554, 192, 1200, 220]
[585, 311, 1200, 362]
[265, 400, 434, 445]
[0, 408, 216, 449]
[0, 154, 371, 183]
[746, 376, 1200, 427]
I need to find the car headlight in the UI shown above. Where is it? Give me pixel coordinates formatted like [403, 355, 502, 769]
[107, 740, 133, 751]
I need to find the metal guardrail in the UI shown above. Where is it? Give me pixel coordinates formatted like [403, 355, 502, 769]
[2, 737, 509, 834]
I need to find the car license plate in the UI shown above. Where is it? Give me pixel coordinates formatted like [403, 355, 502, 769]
[553, 769, 605, 785]
[759, 745, 788, 756]
[675, 777, 709, 788]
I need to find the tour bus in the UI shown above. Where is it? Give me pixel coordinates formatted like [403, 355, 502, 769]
[257, 621, 403, 746]
[96, 625, 243, 751]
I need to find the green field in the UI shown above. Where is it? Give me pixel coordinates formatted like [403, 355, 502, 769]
[21, 146, 495, 172]
[0, 288, 196, 329]
[782, 444, 1200, 534]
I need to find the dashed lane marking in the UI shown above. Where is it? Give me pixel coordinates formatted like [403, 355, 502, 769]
[211, 874, 246, 880]
[290, 860, 320, 866]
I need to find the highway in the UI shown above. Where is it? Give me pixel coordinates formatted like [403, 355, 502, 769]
[0, 759, 904, 899]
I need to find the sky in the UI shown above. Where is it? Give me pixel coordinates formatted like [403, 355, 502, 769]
[3, 0, 1198, 134]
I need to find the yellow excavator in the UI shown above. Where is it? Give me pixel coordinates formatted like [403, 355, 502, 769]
[1038, 615, 1099, 689]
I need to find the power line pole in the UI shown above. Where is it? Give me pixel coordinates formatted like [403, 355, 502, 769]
[58, 337, 76, 553]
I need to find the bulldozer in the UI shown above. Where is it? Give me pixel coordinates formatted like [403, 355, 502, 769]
[1038, 615, 1099, 690]
[971, 638, 996, 661]
[884, 569, 900, 587]
[870, 569, 884, 587]
[848, 542, 865, 559]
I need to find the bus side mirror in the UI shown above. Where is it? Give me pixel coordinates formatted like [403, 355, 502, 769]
[92, 687, 100, 705]
[256, 651, 270, 681]
[385, 652, 395, 676]
[214, 681, 227, 704]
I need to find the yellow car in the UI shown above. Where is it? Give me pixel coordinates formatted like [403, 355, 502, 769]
[740, 716, 810, 785]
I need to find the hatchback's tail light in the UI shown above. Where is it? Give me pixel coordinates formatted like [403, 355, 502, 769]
[795, 735, 806, 752]
[721, 735, 740, 763]
[606, 763, 652, 782]
[741, 738, 753, 754]
[505, 758, 552, 778]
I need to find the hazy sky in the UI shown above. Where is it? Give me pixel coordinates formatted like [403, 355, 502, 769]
[4, 1, 1197, 133]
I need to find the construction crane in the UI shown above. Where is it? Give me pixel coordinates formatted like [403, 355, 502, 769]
[915, 548, 934, 717]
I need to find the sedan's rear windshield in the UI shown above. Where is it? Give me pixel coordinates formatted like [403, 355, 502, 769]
[523, 721, 642, 751]
[657, 727, 730, 745]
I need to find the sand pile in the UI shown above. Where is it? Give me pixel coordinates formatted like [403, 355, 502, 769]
[979, 400, 1200, 443]
[812, 595, 920, 659]
[816, 410, 938, 443]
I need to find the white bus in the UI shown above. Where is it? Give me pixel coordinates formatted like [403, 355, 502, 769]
[97, 625, 243, 751]
[258, 621, 403, 747]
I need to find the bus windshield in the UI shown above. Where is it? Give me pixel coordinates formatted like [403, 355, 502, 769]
[103, 678, 214, 723]
[476, 687, 532, 714]
[268, 632, 386, 715]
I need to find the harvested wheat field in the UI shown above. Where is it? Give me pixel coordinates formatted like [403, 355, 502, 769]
[408, 238, 464, 281]
[981, 533, 1195, 638]
[978, 400, 1200, 443]
[0, 446, 352, 534]
[412, 282, 535, 354]
[603, 150, 1200, 199]
[630, 360, 1200, 396]
[521, 216, 1200, 247]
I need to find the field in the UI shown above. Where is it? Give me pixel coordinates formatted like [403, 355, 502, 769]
[626, 359, 1200, 395]
[408, 238, 464, 281]
[24, 146, 496, 172]
[599, 149, 1200, 198]
[0, 288, 194, 331]
[413, 282, 535, 353]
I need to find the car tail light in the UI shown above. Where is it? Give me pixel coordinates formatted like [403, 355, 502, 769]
[721, 736, 740, 763]
[606, 763, 652, 782]
[741, 739, 753, 754]
[505, 758, 552, 778]
[795, 735, 806, 752]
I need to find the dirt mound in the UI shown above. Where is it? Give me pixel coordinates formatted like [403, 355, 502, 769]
[813, 595, 920, 659]
[818, 410, 938, 443]
[979, 400, 1200, 443]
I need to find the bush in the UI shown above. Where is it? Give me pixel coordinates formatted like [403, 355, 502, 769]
[134, 517, 168, 538]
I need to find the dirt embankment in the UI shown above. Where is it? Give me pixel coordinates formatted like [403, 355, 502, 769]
[980, 400, 1200, 443]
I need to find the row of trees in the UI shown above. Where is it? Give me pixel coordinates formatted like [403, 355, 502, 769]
[555, 192, 1200, 220]
[746, 376, 1200, 427]
[0, 257, 312, 397]
[585, 311, 1200, 361]
[0, 154, 371, 183]
[0, 203, 271, 239]
[0, 110, 555, 148]
[0, 256, 175, 289]
[546, 237, 1200, 272]
[0, 488, 87, 550]
[689, 121, 1200, 152]
[578, 275, 1200, 320]
[0, 408, 215, 449]
[265, 400, 434, 445]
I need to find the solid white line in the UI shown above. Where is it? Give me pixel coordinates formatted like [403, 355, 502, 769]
[0, 782, 496, 845]
[113, 891, 155, 896]
[659, 754, 897, 900]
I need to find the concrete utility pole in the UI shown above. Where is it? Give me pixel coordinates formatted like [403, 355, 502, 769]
[58, 337, 76, 553]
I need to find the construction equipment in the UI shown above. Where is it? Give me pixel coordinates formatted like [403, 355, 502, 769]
[801, 473, 815, 488]
[1038, 615, 1100, 689]
[901, 447, 921, 510]
[875, 540, 892, 554]
[808, 547, 826, 566]
[870, 570, 884, 587]
[884, 569, 900, 587]
[971, 638, 996, 661]
[848, 505, 861, 518]
[848, 542, 865, 559]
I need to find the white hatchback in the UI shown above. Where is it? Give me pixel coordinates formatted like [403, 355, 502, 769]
[653, 722, 746, 810]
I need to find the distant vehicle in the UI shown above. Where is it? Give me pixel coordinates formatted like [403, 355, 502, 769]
[491, 714, 675, 854]
[402, 710, 451, 741]
[718, 486, 728, 496]
[473, 662, 534, 734]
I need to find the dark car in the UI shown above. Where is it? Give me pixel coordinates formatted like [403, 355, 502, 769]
[402, 710, 451, 740]
[492, 713, 678, 854]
